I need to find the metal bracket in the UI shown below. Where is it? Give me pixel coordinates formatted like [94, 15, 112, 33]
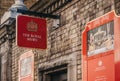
[17, 9, 60, 19]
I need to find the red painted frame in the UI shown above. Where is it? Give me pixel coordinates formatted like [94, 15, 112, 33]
[82, 10, 120, 81]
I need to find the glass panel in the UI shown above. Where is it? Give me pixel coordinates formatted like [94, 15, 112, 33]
[87, 21, 114, 56]
[51, 73, 67, 81]
[20, 56, 32, 77]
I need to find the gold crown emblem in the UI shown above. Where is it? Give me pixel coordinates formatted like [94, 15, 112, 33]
[27, 20, 38, 32]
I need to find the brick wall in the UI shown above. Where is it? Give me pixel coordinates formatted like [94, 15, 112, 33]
[115, 0, 120, 15]
[0, 0, 117, 81]
[24, 0, 38, 9]
[0, 0, 14, 19]
[0, 0, 38, 81]
[0, 0, 37, 20]
[10, 0, 115, 81]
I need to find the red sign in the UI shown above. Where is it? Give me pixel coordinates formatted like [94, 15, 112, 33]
[88, 54, 115, 81]
[19, 50, 34, 81]
[16, 15, 47, 49]
[82, 10, 120, 81]
[114, 16, 120, 81]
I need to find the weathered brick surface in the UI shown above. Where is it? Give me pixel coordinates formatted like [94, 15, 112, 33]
[33, 0, 114, 81]
[0, 0, 14, 19]
[115, 0, 120, 15]
[0, 0, 118, 81]
[0, 0, 37, 21]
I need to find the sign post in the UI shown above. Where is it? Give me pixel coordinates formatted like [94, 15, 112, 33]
[82, 10, 120, 81]
[16, 15, 47, 49]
